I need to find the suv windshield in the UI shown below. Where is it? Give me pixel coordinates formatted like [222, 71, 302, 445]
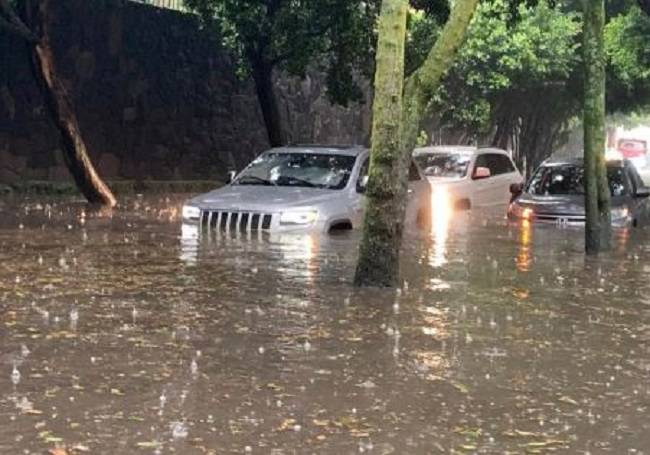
[414, 153, 471, 178]
[235, 153, 357, 190]
[527, 164, 629, 197]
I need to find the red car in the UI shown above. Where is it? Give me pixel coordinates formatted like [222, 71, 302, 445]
[618, 139, 648, 169]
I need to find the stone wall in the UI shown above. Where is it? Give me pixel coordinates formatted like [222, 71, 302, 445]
[0, 0, 370, 184]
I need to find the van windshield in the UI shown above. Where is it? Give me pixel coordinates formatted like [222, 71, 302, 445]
[413, 153, 471, 178]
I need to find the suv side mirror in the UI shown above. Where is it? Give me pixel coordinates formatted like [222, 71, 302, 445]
[473, 166, 491, 180]
[636, 186, 650, 198]
[510, 182, 524, 195]
[357, 175, 369, 193]
[225, 170, 237, 185]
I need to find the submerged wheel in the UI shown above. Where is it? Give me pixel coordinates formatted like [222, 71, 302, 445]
[329, 221, 353, 233]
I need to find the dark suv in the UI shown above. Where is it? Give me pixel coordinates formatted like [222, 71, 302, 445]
[508, 158, 650, 227]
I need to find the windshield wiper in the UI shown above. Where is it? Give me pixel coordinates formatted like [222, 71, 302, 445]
[277, 176, 319, 188]
[235, 175, 276, 186]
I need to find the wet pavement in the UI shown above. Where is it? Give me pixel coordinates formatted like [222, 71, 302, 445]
[1, 194, 650, 454]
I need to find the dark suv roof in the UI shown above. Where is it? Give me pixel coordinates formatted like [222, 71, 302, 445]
[542, 157, 627, 168]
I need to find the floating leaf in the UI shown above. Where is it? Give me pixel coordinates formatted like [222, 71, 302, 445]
[558, 396, 578, 405]
[136, 441, 161, 448]
[276, 418, 297, 432]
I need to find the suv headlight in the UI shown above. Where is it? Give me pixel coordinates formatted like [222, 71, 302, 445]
[182, 205, 201, 221]
[280, 210, 318, 225]
[508, 203, 534, 220]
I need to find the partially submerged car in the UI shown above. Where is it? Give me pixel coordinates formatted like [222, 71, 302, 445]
[182, 145, 431, 234]
[413, 146, 523, 211]
[508, 158, 650, 227]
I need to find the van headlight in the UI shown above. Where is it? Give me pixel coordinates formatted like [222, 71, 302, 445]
[611, 207, 629, 220]
[280, 210, 318, 225]
[182, 205, 201, 221]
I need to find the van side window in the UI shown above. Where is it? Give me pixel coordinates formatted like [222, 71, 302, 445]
[477, 153, 515, 176]
[474, 155, 491, 177]
[495, 155, 515, 174]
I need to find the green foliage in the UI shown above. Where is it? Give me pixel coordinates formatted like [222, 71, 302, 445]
[185, 0, 450, 106]
[416, 129, 429, 146]
[605, 5, 650, 111]
[405, 9, 441, 75]
[184, 0, 378, 106]
[433, 0, 581, 132]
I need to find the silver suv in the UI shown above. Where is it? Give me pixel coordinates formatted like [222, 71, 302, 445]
[182, 145, 431, 234]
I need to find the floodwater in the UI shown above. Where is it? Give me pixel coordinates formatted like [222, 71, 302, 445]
[1, 195, 649, 454]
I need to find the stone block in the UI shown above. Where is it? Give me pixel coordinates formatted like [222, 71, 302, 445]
[123, 107, 137, 122]
[98, 153, 121, 178]
[0, 86, 15, 121]
[0, 167, 20, 183]
[48, 165, 72, 182]
[76, 51, 96, 80]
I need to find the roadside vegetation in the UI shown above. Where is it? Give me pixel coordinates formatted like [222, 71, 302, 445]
[2, 0, 650, 275]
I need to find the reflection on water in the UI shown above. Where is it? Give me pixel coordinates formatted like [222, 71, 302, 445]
[516, 219, 533, 272]
[180, 223, 199, 264]
[2, 195, 650, 454]
[429, 188, 451, 268]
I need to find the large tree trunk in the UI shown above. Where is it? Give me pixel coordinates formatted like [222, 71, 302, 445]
[354, 0, 479, 287]
[354, 0, 408, 287]
[26, 0, 116, 206]
[583, 0, 611, 254]
[251, 57, 286, 147]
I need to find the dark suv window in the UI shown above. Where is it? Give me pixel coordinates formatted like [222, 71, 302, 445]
[527, 163, 630, 197]
[625, 161, 644, 194]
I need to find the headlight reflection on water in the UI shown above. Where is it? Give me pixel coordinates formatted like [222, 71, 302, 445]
[180, 223, 200, 264]
[516, 220, 532, 272]
[429, 187, 452, 268]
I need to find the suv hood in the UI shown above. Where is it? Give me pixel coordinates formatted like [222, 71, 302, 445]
[189, 184, 345, 212]
[517, 193, 626, 215]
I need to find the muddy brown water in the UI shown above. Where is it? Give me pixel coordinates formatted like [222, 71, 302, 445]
[1, 195, 649, 454]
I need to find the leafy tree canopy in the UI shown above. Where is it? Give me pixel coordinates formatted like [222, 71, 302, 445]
[430, 0, 581, 133]
[605, 4, 650, 111]
[185, 0, 449, 106]
[184, 0, 374, 105]
[414, 0, 650, 144]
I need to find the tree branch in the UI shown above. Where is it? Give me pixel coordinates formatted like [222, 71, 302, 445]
[0, 0, 39, 43]
[270, 18, 339, 65]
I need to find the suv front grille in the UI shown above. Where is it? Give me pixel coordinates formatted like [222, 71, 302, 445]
[536, 212, 585, 223]
[201, 210, 273, 231]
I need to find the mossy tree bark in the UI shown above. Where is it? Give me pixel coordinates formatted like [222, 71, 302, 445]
[354, 0, 408, 287]
[583, 0, 611, 254]
[354, 0, 479, 287]
[0, 0, 116, 207]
